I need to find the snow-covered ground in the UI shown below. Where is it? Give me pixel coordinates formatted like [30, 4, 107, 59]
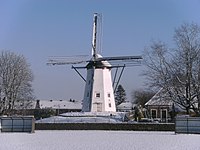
[0, 131, 200, 150]
[36, 112, 126, 123]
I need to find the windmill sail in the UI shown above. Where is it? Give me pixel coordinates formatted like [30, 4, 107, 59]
[92, 13, 98, 60]
[47, 55, 89, 65]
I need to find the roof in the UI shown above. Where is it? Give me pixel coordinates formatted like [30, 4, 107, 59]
[34, 99, 82, 110]
[145, 88, 173, 106]
[117, 101, 134, 110]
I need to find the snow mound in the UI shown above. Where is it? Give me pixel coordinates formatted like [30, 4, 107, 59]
[36, 112, 126, 123]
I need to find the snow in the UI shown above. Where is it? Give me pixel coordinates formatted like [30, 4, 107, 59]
[117, 101, 134, 111]
[36, 112, 126, 123]
[0, 131, 200, 150]
[34, 99, 82, 109]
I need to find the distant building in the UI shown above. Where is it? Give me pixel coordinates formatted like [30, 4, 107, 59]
[4, 99, 82, 118]
[34, 99, 82, 114]
[117, 101, 134, 112]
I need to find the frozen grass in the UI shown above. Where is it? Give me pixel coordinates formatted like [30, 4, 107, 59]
[0, 131, 200, 150]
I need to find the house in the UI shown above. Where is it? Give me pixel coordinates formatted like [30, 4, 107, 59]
[5, 99, 82, 119]
[30, 99, 82, 119]
[35, 99, 82, 114]
[117, 101, 134, 112]
[145, 88, 174, 122]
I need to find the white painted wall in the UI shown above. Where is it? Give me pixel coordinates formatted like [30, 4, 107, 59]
[91, 68, 116, 112]
[82, 64, 116, 112]
[82, 68, 94, 112]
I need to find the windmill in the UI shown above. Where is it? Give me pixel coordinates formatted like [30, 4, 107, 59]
[47, 13, 142, 112]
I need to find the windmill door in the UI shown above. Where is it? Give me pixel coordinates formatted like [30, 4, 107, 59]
[97, 103, 102, 112]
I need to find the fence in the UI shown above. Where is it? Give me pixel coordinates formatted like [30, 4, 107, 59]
[0, 116, 35, 133]
[175, 116, 200, 134]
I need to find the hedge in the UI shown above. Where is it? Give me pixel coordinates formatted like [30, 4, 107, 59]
[35, 123, 175, 131]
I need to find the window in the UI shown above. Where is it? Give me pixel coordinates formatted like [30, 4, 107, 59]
[96, 93, 100, 98]
[108, 93, 111, 98]
[109, 103, 112, 107]
[161, 109, 167, 122]
[151, 109, 157, 119]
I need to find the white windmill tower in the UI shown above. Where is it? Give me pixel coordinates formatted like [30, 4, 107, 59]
[48, 13, 142, 112]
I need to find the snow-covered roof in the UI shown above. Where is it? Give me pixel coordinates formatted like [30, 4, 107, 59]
[34, 99, 82, 110]
[117, 101, 134, 110]
[145, 88, 173, 106]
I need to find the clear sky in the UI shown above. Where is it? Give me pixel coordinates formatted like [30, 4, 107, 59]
[0, 0, 200, 101]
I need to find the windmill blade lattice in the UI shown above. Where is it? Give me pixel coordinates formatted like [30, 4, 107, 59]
[97, 55, 142, 67]
[47, 55, 89, 65]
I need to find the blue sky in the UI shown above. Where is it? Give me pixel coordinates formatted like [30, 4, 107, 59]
[0, 0, 200, 101]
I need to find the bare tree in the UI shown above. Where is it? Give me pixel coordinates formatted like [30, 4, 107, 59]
[143, 23, 200, 115]
[132, 89, 155, 107]
[0, 51, 34, 115]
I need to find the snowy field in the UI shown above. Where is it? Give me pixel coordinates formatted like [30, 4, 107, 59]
[0, 131, 200, 150]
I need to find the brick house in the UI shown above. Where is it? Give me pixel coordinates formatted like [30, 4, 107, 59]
[145, 89, 174, 122]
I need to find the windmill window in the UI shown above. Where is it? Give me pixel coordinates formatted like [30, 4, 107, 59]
[108, 93, 111, 98]
[96, 93, 100, 98]
[109, 103, 112, 107]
